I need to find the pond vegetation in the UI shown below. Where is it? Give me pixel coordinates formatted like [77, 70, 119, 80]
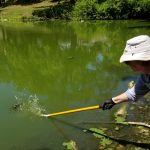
[0, 9, 150, 150]
[0, 0, 150, 21]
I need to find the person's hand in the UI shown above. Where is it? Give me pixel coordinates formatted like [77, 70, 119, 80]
[102, 99, 116, 110]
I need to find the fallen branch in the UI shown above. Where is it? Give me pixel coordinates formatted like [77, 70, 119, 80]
[118, 121, 150, 128]
[78, 121, 150, 128]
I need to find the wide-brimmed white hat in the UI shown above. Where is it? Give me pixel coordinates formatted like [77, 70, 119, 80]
[120, 35, 150, 63]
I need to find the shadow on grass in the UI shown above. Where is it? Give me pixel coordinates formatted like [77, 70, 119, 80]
[14, 0, 43, 6]
[32, 1, 74, 19]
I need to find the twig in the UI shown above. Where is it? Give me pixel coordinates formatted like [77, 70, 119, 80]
[118, 121, 150, 128]
[78, 121, 150, 128]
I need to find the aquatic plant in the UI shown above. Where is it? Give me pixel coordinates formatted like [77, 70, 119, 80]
[90, 128, 112, 148]
[62, 140, 78, 150]
[114, 114, 126, 123]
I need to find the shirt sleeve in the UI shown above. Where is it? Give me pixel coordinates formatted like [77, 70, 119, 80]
[125, 74, 150, 101]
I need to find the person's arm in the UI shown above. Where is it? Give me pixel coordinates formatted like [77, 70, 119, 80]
[125, 74, 149, 101]
[102, 92, 128, 110]
[102, 74, 149, 110]
[112, 92, 129, 104]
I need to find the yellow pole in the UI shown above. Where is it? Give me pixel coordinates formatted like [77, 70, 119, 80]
[41, 105, 101, 117]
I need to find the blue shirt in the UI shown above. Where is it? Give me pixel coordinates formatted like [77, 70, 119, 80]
[125, 74, 150, 101]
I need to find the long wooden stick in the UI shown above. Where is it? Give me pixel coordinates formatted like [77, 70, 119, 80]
[79, 121, 150, 128]
[41, 105, 101, 117]
[121, 121, 150, 128]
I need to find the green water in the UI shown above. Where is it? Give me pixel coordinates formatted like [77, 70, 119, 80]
[0, 20, 150, 150]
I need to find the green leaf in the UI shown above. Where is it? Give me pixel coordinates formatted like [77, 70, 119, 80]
[100, 138, 112, 146]
[62, 140, 78, 150]
[90, 128, 107, 139]
[115, 116, 126, 123]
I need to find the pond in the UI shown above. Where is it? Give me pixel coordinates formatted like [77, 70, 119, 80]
[0, 20, 150, 150]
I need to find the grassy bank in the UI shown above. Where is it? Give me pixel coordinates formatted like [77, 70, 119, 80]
[0, 0, 150, 21]
[0, 0, 55, 21]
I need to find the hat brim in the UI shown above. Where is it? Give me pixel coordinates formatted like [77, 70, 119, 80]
[120, 53, 150, 63]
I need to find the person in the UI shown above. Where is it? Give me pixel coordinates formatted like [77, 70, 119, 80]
[102, 35, 150, 110]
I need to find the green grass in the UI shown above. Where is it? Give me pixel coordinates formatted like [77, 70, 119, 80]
[0, 0, 55, 21]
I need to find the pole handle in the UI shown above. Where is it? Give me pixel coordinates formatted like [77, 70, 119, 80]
[41, 105, 101, 117]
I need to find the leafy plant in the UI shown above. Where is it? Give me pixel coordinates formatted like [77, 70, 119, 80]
[72, 0, 150, 20]
[62, 140, 78, 150]
[100, 137, 112, 147]
[90, 128, 112, 147]
[114, 104, 127, 123]
[115, 116, 126, 123]
[90, 127, 107, 138]
[72, 0, 97, 20]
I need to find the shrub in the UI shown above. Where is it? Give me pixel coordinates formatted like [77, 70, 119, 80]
[33, 0, 150, 20]
[72, 0, 150, 20]
[72, 0, 97, 20]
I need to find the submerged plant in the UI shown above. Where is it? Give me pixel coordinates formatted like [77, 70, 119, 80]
[62, 140, 78, 150]
[114, 104, 127, 124]
[90, 128, 112, 148]
[114, 115, 126, 123]
[90, 127, 106, 138]
[100, 138, 112, 147]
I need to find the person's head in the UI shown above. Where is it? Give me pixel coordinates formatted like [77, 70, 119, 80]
[125, 60, 150, 74]
[120, 35, 150, 74]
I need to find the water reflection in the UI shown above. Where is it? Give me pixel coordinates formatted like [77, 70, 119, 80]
[96, 53, 103, 63]
[86, 63, 97, 72]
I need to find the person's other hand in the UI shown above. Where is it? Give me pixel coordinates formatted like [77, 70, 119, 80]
[102, 99, 116, 110]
